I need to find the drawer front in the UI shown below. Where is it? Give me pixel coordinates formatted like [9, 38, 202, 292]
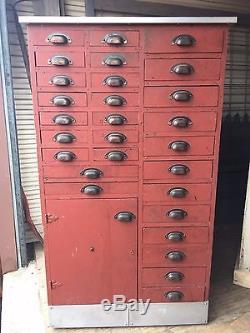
[35, 50, 85, 67]
[90, 92, 139, 107]
[89, 30, 139, 47]
[93, 147, 138, 161]
[144, 86, 219, 108]
[92, 129, 138, 145]
[40, 129, 88, 147]
[143, 160, 213, 183]
[44, 181, 138, 198]
[42, 148, 89, 164]
[142, 286, 205, 303]
[144, 112, 217, 135]
[92, 112, 138, 126]
[144, 26, 224, 53]
[90, 52, 139, 68]
[144, 136, 214, 157]
[39, 112, 88, 127]
[90, 72, 139, 89]
[143, 204, 211, 224]
[43, 164, 139, 181]
[36, 70, 86, 90]
[145, 58, 221, 81]
[142, 226, 209, 245]
[37, 92, 87, 107]
[143, 183, 212, 203]
[142, 245, 209, 267]
[142, 267, 206, 287]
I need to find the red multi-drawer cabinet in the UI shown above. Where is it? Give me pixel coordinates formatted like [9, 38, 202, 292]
[21, 16, 236, 328]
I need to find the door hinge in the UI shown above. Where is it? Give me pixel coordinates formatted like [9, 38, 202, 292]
[45, 214, 59, 224]
[49, 280, 63, 289]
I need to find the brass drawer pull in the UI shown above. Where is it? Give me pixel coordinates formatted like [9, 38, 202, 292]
[102, 33, 127, 45]
[114, 211, 135, 222]
[172, 34, 196, 47]
[50, 75, 73, 86]
[167, 209, 187, 220]
[171, 63, 194, 75]
[169, 140, 190, 152]
[102, 55, 126, 66]
[168, 187, 188, 198]
[48, 55, 72, 66]
[169, 116, 192, 128]
[105, 132, 127, 144]
[171, 90, 192, 102]
[53, 114, 75, 125]
[81, 185, 102, 196]
[80, 168, 103, 179]
[47, 33, 71, 45]
[104, 95, 127, 106]
[165, 231, 185, 242]
[105, 151, 127, 161]
[165, 271, 184, 282]
[105, 114, 127, 125]
[52, 95, 74, 106]
[54, 151, 76, 162]
[166, 251, 185, 262]
[103, 75, 127, 87]
[169, 164, 190, 175]
[53, 132, 75, 143]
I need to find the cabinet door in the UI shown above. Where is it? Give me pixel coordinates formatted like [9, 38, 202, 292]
[46, 198, 137, 305]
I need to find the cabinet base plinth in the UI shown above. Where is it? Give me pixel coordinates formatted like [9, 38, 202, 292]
[49, 301, 209, 328]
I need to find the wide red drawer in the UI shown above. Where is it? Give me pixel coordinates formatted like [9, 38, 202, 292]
[37, 92, 87, 107]
[143, 204, 211, 224]
[144, 112, 217, 135]
[92, 112, 139, 126]
[143, 183, 212, 203]
[90, 72, 139, 89]
[89, 30, 139, 47]
[92, 129, 138, 145]
[144, 26, 224, 53]
[144, 86, 219, 107]
[35, 50, 85, 67]
[44, 181, 138, 198]
[90, 92, 139, 108]
[141, 286, 205, 302]
[90, 52, 139, 68]
[144, 136, 215, 157]
[40, 129, 88, 147]
[39, 112, 88, 127]
[43, 164, 139, 181]
[93, 147, 138, 161]
[142, 267, 207, 287]
[42, 148, 89, 164]
[142, 226, 209, 245]
[142, 244, 209, 267]
[143, 160, 213, 183]
[145, 58, 221, 81]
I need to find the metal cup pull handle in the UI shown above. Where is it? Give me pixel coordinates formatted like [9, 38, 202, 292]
[54, 151, 76, 162]
[171, 63, 194, 75]
[114, 211, 135, 222]
[169, 117, 192, 128]
[169, 164, 190, 175]
[169, 141, 190, 152]
[53, 132, 75, 143]
[81, 185, 102, 196]
[171, 90, 192, 102]
[168, 187, 188, 198]
[48, 55, 71, 66]
[105, 151, 127, 161]
[103, 75, 127, 87]
[166, 251, 185, 262]
[102, 33, 127, 45]
[53, 114, 75, 125]
[105, 114, 127, 125]
[80, 168, 103, 179]
[172, 34, 196, 46]
[164, 291, 184, 302]
[167, 209, 187, 220]
[52, 95, 73, 106]
[165, 231, 185, 242]
[104, 95, 127, 106]
[165, 271, 184, 282]
[50, 75, 73, 86]
[102, 55, 126, 66]
[105, 132, 126, 144]
[47, 33, 71, 45]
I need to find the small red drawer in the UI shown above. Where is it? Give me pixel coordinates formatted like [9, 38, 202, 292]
[90, 92, 139, 107]
[43, 164, 139, 181]
[42, 148, 89, 164]
[44, 181, 138, 198]
[144, 136, 214, 158]
[143, 183, 212, 203]
[142, 226, 209, 245]
[40, 129, 88, 147]
[142, 267, 206, 287]
[92, 129, 138, 145]
[143, 204, 211, 224]
[144, 112, 217, 135]
[37, 92, 87, 107]
[145, 58, 221, 81]
[93, 147, 138, 161]
[92, 112, 139, 126]
[144, 86, 219, 108]
[142, 244, 209, 267]
[89, 30, 139, 47]
[141, 286, 205, 302]
[35, 50, 85, 67]
[90, 52, 139, 68]
[144, 26, 224, 53]
[39, 112, 88, 127]
[90, 72, 139, 89]
[143, 160, 213, 183]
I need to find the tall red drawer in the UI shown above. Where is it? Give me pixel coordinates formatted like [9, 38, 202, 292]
[143, 160, 213, 183]
[145, 58, 221, 81]
[90, 72, 140, 89]
[142, 286, 205, 302]
[92, 129, 138, 145]
[39, 112, 88, 127]
[42, 148, 89, 164]
[92, 112, 139, 126]
[143, 204, 211, 224]
[40, 129, 88, 147]
[144, 112, 217, 135]
[143, 183, 212, 203]
[144, 136, 215, 157]
[89, 30, 139, 47]
[142, 267, 207, 287]
[90, 52, 139, 68]
[144, 86, 219, 107]
[37, 92, 87, 107]
[35, 49, 85, 67]
[93, 147, 138, 161]
[144, 26, 224, 53]
[142, 226, 209, 245]
[90, 92, 139, 107]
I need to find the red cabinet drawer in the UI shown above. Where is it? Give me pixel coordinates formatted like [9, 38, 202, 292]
[145, 58, 221, 81]
[144, 26, 224, 53]
[93, 147, 138, 161]
[43, 164, 139, 181]
[39, 112, 88, 127]
[89, 30, 139, 47]
[143, 183, 212, 203]
[143, 204, 211, 224]
[142, 244, 209, 267]
[90, 72, 139, 89]
[44, 181, 138, 198]
[143, 160, 213, 183]
[142, 226, 209, 245]
[144, 136, 214, 158]
[90, 52, 139, 68]
[92, 112, 138, 126]
[92, 129, 138, 145]
[144, 86, 219, 108]
[142, 286, 205, 302]
[144, 112, 217, 135]
[42, 148, 89, 164]
[142, 267, 206, 287]
[37, 92, 87, 107]
[40, 129, 88, 147]
[90, 92, 139, 108]
[35, 50, 85, 67]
